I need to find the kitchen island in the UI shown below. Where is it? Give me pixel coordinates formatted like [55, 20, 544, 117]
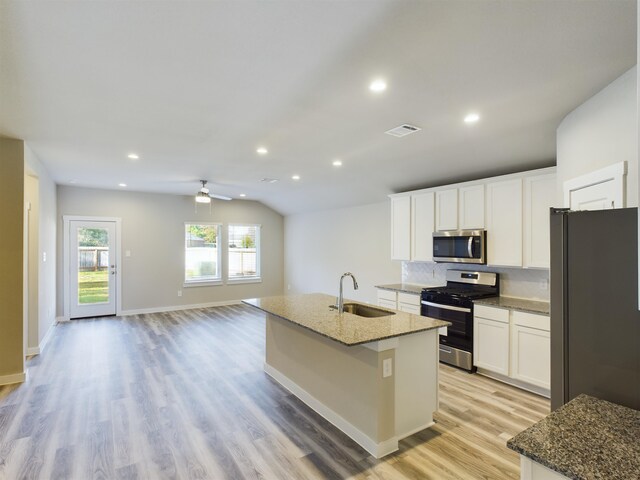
[243, 293, 450, 458]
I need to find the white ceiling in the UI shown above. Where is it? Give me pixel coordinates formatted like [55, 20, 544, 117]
[0, 1, 636, 215]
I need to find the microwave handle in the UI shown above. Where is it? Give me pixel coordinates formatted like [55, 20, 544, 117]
[468, 236, 473, 258]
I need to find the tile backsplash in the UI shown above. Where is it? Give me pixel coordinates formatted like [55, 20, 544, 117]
[402, 262, 550, 301]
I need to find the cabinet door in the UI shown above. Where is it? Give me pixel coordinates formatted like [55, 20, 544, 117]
[391, 196, 411, 260]
[473, 316, 510, 375]
[411, 192, 435, 261]
[435, 189, 458, 231]
[510, 324, 550, 389]
[459, 184, 485, 229]
[524, 174, 556, 268]
[486, 178, 523, 266]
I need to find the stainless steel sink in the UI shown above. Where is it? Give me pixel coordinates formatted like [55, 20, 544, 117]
[330, 303, 396, 318]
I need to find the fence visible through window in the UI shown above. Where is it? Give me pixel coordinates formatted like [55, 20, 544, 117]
[228, 224, 259, 279]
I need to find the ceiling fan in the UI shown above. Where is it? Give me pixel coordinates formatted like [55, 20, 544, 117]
[195, 180, 232, 203]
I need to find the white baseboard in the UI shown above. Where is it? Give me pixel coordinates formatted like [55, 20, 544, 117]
[25, 321, 56, 357]
[0, 372, 26, 386]
[264, 363, 399, 459]
[477, 368, 550, 398]
[39, 322, 55, 354]
[120, 299, 242, 316]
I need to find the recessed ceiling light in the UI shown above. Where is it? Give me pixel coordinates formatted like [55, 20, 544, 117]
[118, 183, 127, 187]
[127, 153, 139, 160]
[239, 193, 246, 197]
[369, 79, 387, 93]
[292, 175, 300, 181]
[464, 113, 480, 124]
[256, 147, 268, 155]
[332, 159, 343, 167]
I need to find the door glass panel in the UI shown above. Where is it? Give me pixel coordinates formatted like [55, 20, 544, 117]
[77, 227, 110, 305]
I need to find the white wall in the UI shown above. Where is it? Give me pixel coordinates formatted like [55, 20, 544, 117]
[557, 66, 638, 207]
[24, 144, 57, 348]
[284, 201, 401, 305]
[56, 186, 284, 314]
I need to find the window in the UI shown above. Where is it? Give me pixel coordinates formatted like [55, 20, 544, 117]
[184, 223, 221, 284]
[228, 224, 260, 281]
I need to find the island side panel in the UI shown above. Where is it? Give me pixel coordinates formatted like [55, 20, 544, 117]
[264, 313, 396, 455]
[394, 329, 439, 438]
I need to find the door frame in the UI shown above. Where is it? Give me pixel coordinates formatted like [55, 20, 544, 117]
[63, 215, 122, 320]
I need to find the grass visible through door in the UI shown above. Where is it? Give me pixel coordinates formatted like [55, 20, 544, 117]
[78, 270, 109, 304]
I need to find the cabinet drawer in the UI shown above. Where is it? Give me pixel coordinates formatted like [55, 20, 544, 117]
[378, 299, 397, 310]
[512, 310, 550, 332]
[474, 304, 509, 323]
[397, 292, 420, 306]
[377, 289, 397, 302]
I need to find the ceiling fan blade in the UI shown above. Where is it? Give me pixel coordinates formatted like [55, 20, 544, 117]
[210, 193, 232, 201]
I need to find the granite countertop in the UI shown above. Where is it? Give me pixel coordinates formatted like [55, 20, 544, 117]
[375, 283, 436, 295]
[507, 394, 640, 480]
[474, 296, 550, 315]
[243, 293, 450, 346]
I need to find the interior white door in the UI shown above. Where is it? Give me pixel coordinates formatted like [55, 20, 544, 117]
[69, 220, 117, 318]
[569, 181, 618, 211]
[563, 161, 626, 211]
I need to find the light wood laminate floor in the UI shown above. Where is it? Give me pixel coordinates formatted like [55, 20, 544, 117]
[0, 305, 549, 479]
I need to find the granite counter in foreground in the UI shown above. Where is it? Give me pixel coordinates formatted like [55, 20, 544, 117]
[474, 296, 550, 315]
[507, 394, 640, 480]
[242, 293, 449, 346]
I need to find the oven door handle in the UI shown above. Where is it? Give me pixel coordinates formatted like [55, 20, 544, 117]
[421, 301, 471, 313]
[468, 236, 474, 258]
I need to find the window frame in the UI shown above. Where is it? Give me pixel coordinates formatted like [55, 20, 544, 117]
[183, 222, 223, 287]
[227, 223, 262, 284]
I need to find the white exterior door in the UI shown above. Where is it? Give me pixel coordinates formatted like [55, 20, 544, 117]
[69, 220, 117, 318]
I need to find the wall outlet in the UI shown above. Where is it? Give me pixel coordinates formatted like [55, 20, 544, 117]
[177, 290, 182, 297]
[383, 358, 393, 378]
[42, 252, 47, 262]
[287, 284, 291, 291]
[125, 250, 131, 257]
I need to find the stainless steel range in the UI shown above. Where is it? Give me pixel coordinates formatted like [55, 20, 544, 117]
[420, 270, 499, 372]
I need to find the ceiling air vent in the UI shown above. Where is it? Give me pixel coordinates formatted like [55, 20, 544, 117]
[260, 178, 279, 183]
[385, 124, 422, 138]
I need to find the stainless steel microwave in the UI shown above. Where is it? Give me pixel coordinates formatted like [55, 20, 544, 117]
[432, 230, 486, 264]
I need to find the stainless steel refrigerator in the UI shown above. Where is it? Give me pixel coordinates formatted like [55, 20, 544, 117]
[550, 207, 640, 411]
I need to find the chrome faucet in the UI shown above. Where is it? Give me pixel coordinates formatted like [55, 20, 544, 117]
[336, 272, 359, 313]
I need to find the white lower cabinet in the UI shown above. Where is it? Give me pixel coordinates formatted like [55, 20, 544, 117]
[510, 311, 551, 389]
[474, 305, 550, 393]
[473, 305, 510, 375]
[377, 289, 421, 314]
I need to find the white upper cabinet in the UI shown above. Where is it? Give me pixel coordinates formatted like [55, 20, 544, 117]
[411, 192, 435, 262]
[391, 196, 411, 261]
[435, 188, 458, 231]
[486, 178, 523, 267]
[524, 174, 557, 268]
[389, 167, 555, 263]
[458, 184, 485, 229]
